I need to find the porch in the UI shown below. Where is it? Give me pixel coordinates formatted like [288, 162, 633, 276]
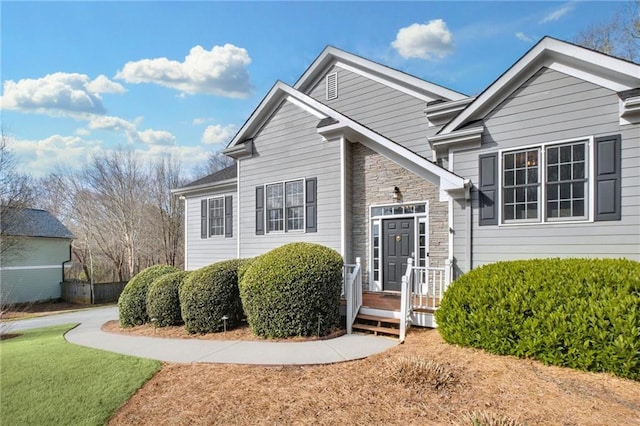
[343, 257, 451, 342]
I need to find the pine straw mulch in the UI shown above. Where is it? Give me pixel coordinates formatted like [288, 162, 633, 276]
[107, 326, 640, 426]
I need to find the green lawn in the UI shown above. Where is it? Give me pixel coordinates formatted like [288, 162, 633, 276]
[0, 324, 161, 425]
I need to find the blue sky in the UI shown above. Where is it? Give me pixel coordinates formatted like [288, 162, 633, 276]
[1, 1, 622, 177]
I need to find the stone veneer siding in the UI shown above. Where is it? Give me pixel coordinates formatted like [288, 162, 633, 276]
[350, 143, 449, 289]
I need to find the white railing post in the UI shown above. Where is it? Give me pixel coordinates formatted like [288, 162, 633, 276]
[399, 257, 413, 343]
[345, 257, 362, 335]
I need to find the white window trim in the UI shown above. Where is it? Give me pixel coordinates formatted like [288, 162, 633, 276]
[264, 178, 306, 234]
[497, 136, 595, 226]
[204, 195, 232, 239]
[369, 201, 429, 291]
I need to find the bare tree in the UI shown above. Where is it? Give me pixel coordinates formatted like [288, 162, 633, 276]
[575, 0, 639, 62]
[191, 151, 234, 179]
[0, 132, 35, 257]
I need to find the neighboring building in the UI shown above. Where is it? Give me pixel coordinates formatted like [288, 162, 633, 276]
[174, 37, 639, 334]
[0, 208, 74, 304]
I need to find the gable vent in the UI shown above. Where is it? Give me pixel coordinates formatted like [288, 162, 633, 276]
[326, 72, 338, 100]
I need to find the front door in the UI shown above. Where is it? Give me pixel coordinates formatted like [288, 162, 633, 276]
[383, 218, 414, 292]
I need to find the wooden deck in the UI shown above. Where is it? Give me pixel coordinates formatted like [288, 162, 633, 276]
[362, 291, 401, 311]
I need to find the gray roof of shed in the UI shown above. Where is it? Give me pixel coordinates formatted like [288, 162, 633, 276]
[1, 208, 74, 239]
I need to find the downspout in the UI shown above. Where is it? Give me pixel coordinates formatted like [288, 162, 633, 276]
[464, 180, 473, 272]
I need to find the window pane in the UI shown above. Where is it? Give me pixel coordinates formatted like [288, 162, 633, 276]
[515, 204, 525, 219]
[527, 203, 538, 219]
[404, 205, 415, 214]
[547, 183, 559, 201]
[287, 206, 304, 230]
[516, 187, 525, 203]
[547, 201, 559, 218]
[371, 207, 383, 217]
[527, 168, 538, 184]
[285, 180, 304, 207]
[547, 165, 558, 182]
[560, 200, 571, 217]
[547, 147, 558, 165]
[419, 222, 425, 234]
[527, 151, 538, 167]
[414, 204, 426, 213]
[504, 188, 514, 204]
[573, 200, 585, 217]
[504, 153, 514, 169]
[209, 198, 224, 236]
[527, 186, 538, 202]
[573, 182, 584, 199]
[516, 169, 526, 185]
[573, 144, 585, 161]
[285, 180, 304, 230]
[504, 170, 514, 186]
[560, 164, 572, 181]
[504, 205, 515, 221]
[266, 184, 283, 208]
[573, 162, 585, 179]
[560, 145, 571, 162]
[516, 152, 526, 168]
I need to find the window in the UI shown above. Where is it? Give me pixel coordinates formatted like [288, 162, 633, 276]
[209, 197, 224, 236]
[200, 195, 232, 238]
[501, 139, 588, 223]
[285, 180, 304, 230]
[266, 183, 284, 232]
[259, 178, 315, 234]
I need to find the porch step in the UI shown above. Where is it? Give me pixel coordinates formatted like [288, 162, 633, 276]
[352, 313, 401, 337]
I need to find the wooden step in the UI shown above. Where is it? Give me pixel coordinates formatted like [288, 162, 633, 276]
[356, 313, 400, 324]
[352, 323, 401, 336]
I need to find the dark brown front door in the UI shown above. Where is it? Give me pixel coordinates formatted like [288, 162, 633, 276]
[383, 218, 414, 292]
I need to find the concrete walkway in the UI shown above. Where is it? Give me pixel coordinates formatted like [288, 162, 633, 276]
[4, 306, 398, 365]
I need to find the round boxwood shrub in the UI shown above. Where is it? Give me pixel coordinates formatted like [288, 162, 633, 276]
[146, 271, 190, 327]
[179, 259, 245, 334]
[435, 258, 640, 380]
[118, 265, 179, 327]
[239, 242, 343, 338]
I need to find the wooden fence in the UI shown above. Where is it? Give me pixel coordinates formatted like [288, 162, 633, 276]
[61, 281, 127, 304]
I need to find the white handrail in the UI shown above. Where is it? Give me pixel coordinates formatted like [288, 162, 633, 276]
[344, 257, 362, 334]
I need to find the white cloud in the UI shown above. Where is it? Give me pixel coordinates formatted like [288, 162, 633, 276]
[540, 3, 574, 24]
[115, 43, 252, 98]
[192, 117, 215, 125]
[515, 32, 533, 42]
[201, 124, 236, 145]
[86, 115, 175, 146]
[7, 134, 103, 177]
[1, 73, 124, 117]
[391, 19, 454, 60]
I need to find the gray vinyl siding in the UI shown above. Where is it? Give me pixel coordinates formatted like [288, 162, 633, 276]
[238, 100, 342, 259]
[1, 237, 71, 303]
[307, 65, 437, 159]
[452, 67, 640, 273]
[185, 191, 237, 270]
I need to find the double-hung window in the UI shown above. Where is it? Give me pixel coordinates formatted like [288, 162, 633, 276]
[200, 195, 233, 238]
[500, 139, 588, 223]
[266, 179, 304, 232]
[257, 178, 317, 234]
[209, 197, 225, 236]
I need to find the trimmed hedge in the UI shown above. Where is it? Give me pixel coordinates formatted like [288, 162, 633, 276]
[240, 242, 343, 338]
[435, 258, 640, 380]
[179, 259, 245, 334]
[146, 271, 190, 327]
[118, 265, 179, 327]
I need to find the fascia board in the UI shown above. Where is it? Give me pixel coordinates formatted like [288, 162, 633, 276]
[171, 179, 237, 196]
[440, 37, 640, 135]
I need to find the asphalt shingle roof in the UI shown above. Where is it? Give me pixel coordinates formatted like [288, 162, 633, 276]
[1, 208, 74, 239]
[180, 163, 237, 189]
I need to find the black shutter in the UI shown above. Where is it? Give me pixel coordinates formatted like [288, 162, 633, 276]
[200, 199, 207, 239]
[255, 186, 264, 235]
[224, 195, 233, 238]
[595, 135, 621, 221]
[478, 153, 499, 226]
[305, 178, 317, 233]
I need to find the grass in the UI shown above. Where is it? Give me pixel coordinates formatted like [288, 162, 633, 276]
[0, 324, 161, 426]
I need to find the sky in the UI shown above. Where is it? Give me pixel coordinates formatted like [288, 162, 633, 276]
[1, 1, 623, 178]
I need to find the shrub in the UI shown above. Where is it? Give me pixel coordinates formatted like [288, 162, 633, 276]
[118, 265, 179, 327]
[179, 259, 245, 334]
[146, 271, 190, 327]
[239, 242, 343, 338]
[435, 258, 640, 380]
[387, 356, 457, 391]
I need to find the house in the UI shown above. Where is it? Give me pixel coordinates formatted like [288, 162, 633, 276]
[0, 208, 74, 304]
[174, 37, 639, 337]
